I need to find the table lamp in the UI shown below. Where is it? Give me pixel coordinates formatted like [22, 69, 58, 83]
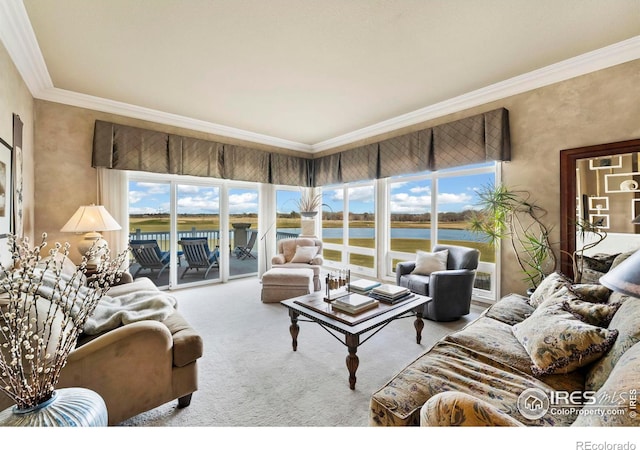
[599, 249, 640, 297]
[61, 204, 121, 267]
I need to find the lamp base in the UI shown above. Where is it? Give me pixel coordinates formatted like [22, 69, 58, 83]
[77, 232, 108, 268]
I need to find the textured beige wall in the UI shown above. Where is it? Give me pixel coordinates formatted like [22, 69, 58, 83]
[0, 41, 35, 265]
[34, 59, 640, 296]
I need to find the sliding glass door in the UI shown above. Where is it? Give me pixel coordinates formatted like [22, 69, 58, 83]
[228, 187, 259, 278]
[175, 184, 221, 285]
[128, 180, 172, 288]
[128, 175, 260, 288]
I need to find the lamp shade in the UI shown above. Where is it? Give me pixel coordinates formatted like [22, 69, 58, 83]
[61, 205, 121, 233]
[599, 249, 640, 297]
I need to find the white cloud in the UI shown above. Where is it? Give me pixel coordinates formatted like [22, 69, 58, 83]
[229, 192, 258, 214]
[136, 182, 169, 194]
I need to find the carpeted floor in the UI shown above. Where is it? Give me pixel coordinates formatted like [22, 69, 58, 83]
[118, 277, 486, 427]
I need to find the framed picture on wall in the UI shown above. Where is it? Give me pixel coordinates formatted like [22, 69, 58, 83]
[0, 135, 12, 239]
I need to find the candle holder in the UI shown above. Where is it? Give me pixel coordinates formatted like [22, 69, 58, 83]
[324, 269, 350, 303]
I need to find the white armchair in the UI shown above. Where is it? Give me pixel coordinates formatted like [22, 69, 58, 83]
[271, 237, 323, 291]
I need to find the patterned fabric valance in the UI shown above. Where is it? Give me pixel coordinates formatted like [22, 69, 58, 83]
[92, 107, 510, 187]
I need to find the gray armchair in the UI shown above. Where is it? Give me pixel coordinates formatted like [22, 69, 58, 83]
[396, 244, 480, 322]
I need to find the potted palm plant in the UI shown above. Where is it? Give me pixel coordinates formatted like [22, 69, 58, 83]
[469, 183, 557, 291]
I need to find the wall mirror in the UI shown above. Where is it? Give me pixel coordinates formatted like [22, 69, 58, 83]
[560, 138, 640, 275]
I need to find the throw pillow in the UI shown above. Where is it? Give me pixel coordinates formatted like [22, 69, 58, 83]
[562, 298, 620, 327]
[290, 245, 318, 263]
[570, 284, 611, 303]
[484, 293, 535, 326]
[528, 271, 572, 308]
[411, 249, 448, 276]
[513, 298, 619, 376]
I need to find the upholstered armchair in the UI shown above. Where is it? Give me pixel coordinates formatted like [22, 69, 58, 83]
[271, 237, 323, 291]
[396, 244, 479, 321]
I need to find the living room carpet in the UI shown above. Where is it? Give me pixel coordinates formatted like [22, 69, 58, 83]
[118, 277, 485, 427]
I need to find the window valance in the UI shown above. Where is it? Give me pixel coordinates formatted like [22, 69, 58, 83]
[92, 107, 510, 187]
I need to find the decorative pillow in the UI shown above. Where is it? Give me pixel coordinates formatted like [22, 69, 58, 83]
[576, 253, 619, 273]
[609, 251, 635, 271]
[411, 249, 448, 276]
[585, 298, 640, 391]
[562, 298, 620, 327]
[528, 271, 572, 308]
[513, 298, 619, 376]
[484, 293, 535, 325]
[290, 246, 318, 263]
[570, 284, 611, 303]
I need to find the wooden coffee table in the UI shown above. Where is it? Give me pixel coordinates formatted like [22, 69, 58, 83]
[280, 292, 431, 390]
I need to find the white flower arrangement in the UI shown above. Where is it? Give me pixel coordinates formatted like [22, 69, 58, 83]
[0, 233, 127, 410]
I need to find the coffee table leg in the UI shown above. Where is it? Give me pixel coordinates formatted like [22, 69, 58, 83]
[289, 310, 300, 351]
[414, 312, 424, 345]
[345, 334, 359, 390]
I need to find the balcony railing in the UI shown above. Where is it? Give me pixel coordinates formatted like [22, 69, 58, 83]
[129, 227, 299, 252]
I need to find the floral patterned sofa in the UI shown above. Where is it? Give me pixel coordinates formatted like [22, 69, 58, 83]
[369, 257, 640, 427]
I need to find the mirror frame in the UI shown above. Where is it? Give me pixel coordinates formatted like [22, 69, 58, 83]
[560, 138, 640, 276]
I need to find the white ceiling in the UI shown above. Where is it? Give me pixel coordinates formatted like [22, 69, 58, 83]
[3, 0, 640, 151]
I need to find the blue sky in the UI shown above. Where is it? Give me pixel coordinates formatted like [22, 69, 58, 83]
[129, 169, 493, 216]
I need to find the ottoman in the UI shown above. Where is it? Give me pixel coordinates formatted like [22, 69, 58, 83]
[261, 268, 315, 303]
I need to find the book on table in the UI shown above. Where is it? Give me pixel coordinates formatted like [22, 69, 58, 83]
[334, 293, 377, 308]
[331, 298, 379, 315]
[347, 278, 381, 294]
[369, 284, 413, 303]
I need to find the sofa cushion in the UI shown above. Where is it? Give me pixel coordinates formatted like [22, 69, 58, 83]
[369, 340, 580, 427]
[484, 294, 534, 325]
[528, 271, 572, 308]
[513, 298, 618, 376]
[398, 274, 429, 296]
[570, 283, 611, 303]
[161, 311, 204, 367]
[573, 341, 640, 427]
[411, 249, 448, 276]
[585, 297, 640, 391]
[575, 253, 618, 284]
[562, 298, 620, 327]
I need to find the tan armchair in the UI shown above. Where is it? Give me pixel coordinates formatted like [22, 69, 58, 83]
[271, 237, 323, 291]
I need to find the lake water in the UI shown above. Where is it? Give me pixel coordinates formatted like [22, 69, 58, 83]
[278, 227, 489, 243]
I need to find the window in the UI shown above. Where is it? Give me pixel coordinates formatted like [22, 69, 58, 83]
[385, 162, 497, 301]
[321, 182, 376, 277]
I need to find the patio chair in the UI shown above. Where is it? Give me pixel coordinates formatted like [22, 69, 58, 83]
[178, 237, 220, 279]
[235, 231, 257, 260]
[129, 239, 171, 279]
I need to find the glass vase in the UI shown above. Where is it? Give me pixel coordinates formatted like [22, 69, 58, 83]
[0, 387, 108, 426]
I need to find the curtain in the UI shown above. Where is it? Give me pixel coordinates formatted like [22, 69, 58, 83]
[431, 109, 511, 170]
[340, 144, 378, 183]
[378, 129, 432, 178]
[221, 145, 271, 183]
[270, 153, 312, 187]
[92, 107, 510, 187]
[312, 153, 341, 186]
[97, 167, 129, 260]
[170, 135, 223, 178]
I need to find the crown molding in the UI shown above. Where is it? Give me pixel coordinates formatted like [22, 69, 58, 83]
[312, 35, 640, 152]
[0, 0, 52, 93]
[1, 0, 638, 154]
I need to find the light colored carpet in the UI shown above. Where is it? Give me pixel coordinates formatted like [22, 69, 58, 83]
[118, 277, 485, 427]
